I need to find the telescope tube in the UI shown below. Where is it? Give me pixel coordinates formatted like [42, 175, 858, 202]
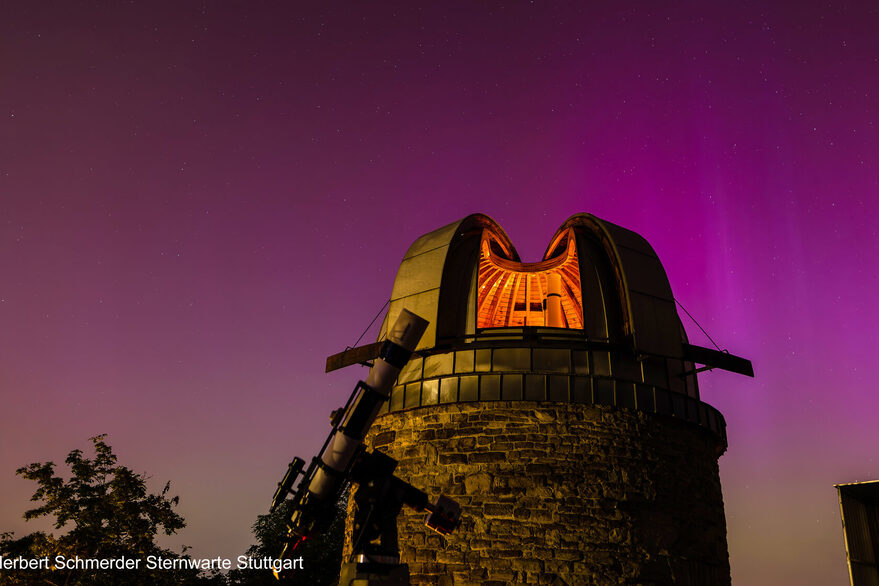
[299, 309, 427, 511]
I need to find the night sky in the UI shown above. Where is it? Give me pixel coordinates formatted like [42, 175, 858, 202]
[2, 2, 877, 584]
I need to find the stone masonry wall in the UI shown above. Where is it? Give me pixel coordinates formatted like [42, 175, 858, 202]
[344, 402, 729, 585]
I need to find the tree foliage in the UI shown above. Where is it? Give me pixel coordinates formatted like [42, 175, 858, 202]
[1, 435, 218, 585]
[16, 434, 184, 556]
[2, 435, 347, 585]
[228, 492, 346, 586]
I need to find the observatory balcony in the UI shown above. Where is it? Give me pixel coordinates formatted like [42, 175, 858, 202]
[378, 327, 727, 452]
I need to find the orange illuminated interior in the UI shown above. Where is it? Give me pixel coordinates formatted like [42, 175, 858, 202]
[476, 229, 583, 328]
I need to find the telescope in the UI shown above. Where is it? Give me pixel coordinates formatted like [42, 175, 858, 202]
[270, 309, 462, 582]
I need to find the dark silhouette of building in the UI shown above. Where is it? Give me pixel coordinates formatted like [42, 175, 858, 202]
[344, 213, 751, 585]
[837, 480, 879, 585]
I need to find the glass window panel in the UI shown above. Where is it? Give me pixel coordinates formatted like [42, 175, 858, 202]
[672, 393, 687, 419]
[572, 377, 591, 403]
[422, 379, 439, 406]
[548, 375, 569, 402]
[390, 385, 404, 411]
[636, 385, 654, 412]
[699, 404, 709, 427]
[612, 354, 641, 382]
[459, 376, 478, 402]
[686, 397, 699, 423]
[594, 379, 614, 406]
[405, 382, 421, 409]
[708, 410, 719, 433]
[423, 353, 453, 378]
[573, 351, 589, 375]
[617, 383, 636, 409]
[502, 374, 523, 400]
[397, 357, 423, 384]
[438, 378, 457, 404]
[481, 375, 501, 401]
[533, 349, 571, 373]
[592, 352, 611, 376]
[655, 388, 672, 416]
[492, 348, 530, 371]
[454, 350, 474, 373]
[474, 349, 492, 371]
[641, 357, 667, 388]
[525, 375, 545, 401]
[665, 358, 687, 394]
[535, 327, 562, 335]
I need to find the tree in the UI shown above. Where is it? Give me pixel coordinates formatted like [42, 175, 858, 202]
[228, 491, 347, 585]
[1, 435, 221, 585]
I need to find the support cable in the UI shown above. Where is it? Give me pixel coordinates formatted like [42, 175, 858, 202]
[674, 298, 723, 352]
[349, 298, 391, 349]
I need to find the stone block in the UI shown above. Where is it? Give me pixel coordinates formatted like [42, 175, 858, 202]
[464, 472, 492, 494]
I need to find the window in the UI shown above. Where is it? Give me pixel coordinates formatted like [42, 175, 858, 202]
[438, 378, 456, 403]
[481, 375, 501, 401]
[459, 376, 478, 402]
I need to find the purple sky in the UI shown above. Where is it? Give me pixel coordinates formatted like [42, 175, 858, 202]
[2, 2, 877, 583]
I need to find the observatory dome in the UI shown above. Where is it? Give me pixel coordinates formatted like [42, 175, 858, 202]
[377, 213, 725, 451]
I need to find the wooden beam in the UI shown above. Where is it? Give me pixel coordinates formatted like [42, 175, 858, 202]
[325, 341, 384, 373]
[682, 343, 754, 377]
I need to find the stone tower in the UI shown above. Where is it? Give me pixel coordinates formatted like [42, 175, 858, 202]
[344, 213, 748, 585]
